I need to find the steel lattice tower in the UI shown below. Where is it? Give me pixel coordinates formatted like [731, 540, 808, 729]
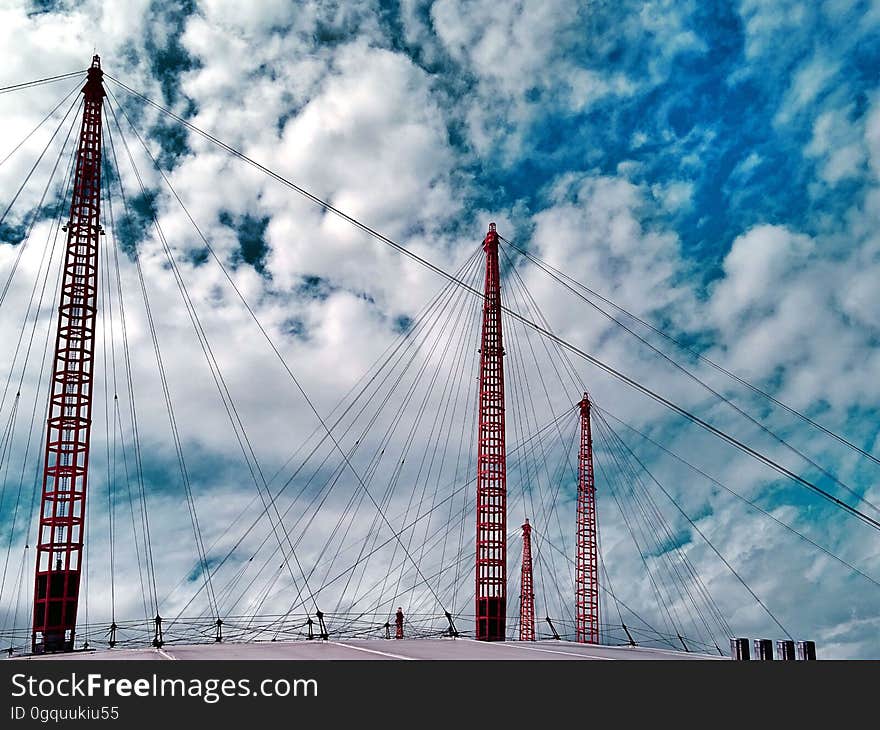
[32, 56, 104, 653]
[475, 222, 507, 641]
[519, 519, 535, 641]
[576, 393, 599, 644]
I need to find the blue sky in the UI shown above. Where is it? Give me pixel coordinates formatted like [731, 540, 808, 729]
[0, 1, 879, 656]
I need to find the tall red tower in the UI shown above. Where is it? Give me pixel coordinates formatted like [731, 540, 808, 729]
[519, 519, 535, 641]
[32, 56, 104, 653]
[576, 393, 600, 644]
[475, 222, 507, 641]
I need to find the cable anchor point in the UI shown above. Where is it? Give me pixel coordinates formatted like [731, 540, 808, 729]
[444, 611, 459, 638]
[315, 610, 328, 640]
[152, 614, 164, 648]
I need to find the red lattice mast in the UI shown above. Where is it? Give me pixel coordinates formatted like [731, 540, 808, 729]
[32, 56, 104, 653]
[475, 222, 507, 641]
[519, 519, 535, 641]
[576, 393, 600, 643]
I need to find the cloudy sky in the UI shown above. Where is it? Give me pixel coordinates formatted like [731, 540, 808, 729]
[0, 0, 878, 657]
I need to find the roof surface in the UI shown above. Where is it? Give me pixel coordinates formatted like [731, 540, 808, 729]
[14, 639, 725, 661]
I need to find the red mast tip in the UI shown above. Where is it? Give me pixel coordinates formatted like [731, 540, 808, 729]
[483, 222, 499, 250]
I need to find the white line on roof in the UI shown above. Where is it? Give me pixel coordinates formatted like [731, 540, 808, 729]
[328, 641, 415, 660]
[463, 640, 614, 660]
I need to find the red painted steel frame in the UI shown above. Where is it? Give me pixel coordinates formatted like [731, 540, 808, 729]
[519, 519, 535, 641]
[475, 222, 507, 641]
[576, 393, 600, 644]
[32, 56, 104, 653]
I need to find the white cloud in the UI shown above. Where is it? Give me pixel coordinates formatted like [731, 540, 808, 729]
[775, 53, 841, 126]
[709, 224, 815, 328]
[730, 151, 762, 182]
[428, 0, 690, 158]
[651, 180, 694, 212]
[567, 68, 637, 111]
[806, 105, 869, 184]
[865, 95, 880, 177]
[737, 0, 814, 60]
